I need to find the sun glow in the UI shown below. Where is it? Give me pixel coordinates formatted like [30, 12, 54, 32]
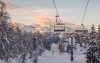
[11, 22, 17, 28]
[35, 27, 45, 33]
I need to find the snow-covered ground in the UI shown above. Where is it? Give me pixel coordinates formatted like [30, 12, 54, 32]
[0, 39, 87, 63]
[38, 43, 87, 63]
[0, 60, 6, 63]
[0, 43, 87, 63]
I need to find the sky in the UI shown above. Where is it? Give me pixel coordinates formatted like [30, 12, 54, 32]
[4, 0, 100, 28]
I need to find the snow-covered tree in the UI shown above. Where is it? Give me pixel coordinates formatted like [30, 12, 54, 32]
[86, 25, 99, 63]
[0, 0, 11, 62]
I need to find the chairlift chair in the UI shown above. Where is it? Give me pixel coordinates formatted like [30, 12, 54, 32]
[54, 23, 65, 32]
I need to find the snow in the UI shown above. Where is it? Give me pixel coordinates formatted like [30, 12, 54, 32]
[4, 37, 9, 45]
[0, 60, 7, 63]
[0, 40, 87, 63]
[38, 43, 87, 63]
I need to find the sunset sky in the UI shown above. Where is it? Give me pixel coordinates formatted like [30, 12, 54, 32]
[5, 0, 100, 28]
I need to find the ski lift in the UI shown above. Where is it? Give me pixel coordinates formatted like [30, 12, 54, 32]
[75, 23, 88, 36]
[75, 29, 88, 33]
[75, 29, 88, 37]
[54, 22, 65, 32]
[52, 0, 65, 32]
[54, 15, 65, 32]
[75, 0, 90, 36]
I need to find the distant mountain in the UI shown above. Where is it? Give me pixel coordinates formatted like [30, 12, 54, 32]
[14, 21, 90, 33]
[15, 23, 36, 33]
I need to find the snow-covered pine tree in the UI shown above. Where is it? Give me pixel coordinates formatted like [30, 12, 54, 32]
[0, 0, 11, 62]
[86, 25, 99, 63]
[97, 25, 100, 58]
[89, 24, 98, 46]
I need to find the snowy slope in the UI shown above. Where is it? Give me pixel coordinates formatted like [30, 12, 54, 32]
[0, 60, 7, 63]
[38, 43, 87, 63]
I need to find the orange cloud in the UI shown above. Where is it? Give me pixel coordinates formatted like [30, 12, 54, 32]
[33, 17, 55, 27]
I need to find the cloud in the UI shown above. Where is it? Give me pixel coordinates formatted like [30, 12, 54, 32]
[3, 0, 69, 26]
[32, 16, 55, 25]
[4, 2, 86, 30]
[32, 8, 55, 16]
[7, 6, 58, 25]
[3, 0, 71, 25]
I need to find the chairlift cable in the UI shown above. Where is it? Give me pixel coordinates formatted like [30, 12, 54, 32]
[53, 0, 62, 23]
[53, 0, 59, 16]
[81, 0, 90, 27]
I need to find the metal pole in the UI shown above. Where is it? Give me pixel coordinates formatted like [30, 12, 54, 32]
[71, 36, 73, 61]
